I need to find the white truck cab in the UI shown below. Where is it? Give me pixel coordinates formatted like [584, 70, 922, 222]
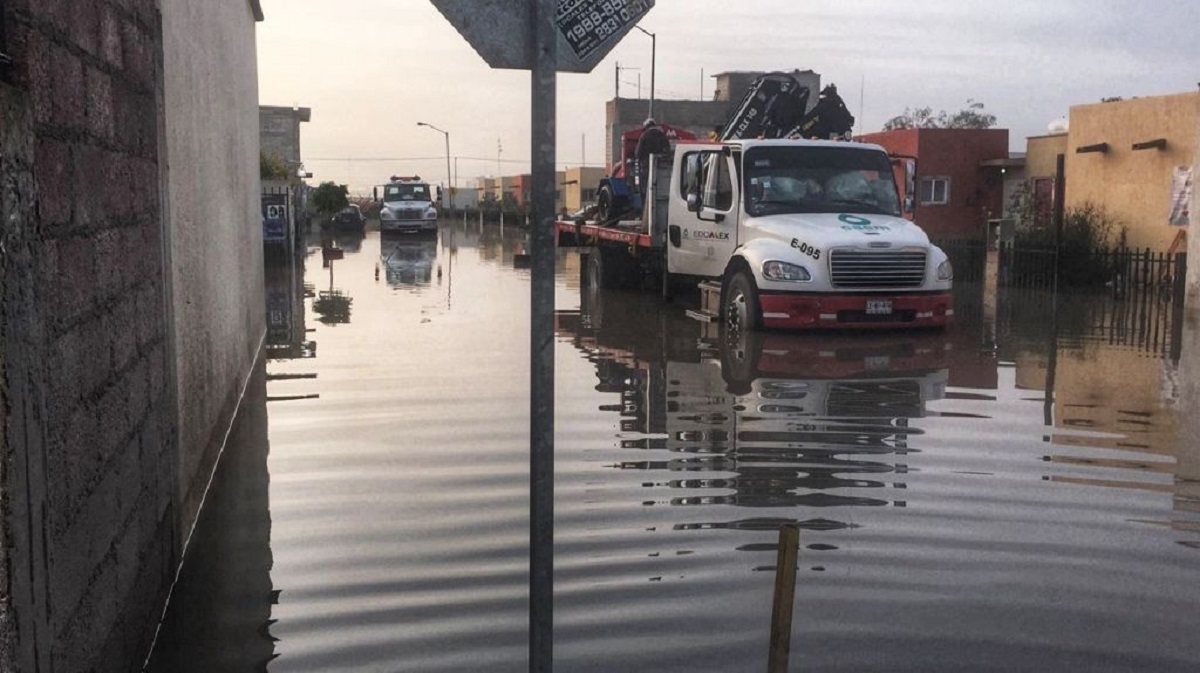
[379, 176, 439, 234]
[670, 139, 953, 330]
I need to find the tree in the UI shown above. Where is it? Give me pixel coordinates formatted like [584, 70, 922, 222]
[884, 99, 998, 130]
[311, 181, 349, 217]
[260, 152, 290, 180]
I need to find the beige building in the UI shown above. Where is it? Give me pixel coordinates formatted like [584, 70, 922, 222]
[562, 167, 607, 213]
[1027, 92, 1197, 251]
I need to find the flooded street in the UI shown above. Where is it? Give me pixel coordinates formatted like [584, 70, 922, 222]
[148, 220, 1200, 672]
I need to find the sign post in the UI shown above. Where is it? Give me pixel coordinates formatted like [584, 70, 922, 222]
[429, 3, 655, 670]
[528, 1, 557, 671]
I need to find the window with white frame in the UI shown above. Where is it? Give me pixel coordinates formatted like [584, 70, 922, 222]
[920, 177, 950, 205]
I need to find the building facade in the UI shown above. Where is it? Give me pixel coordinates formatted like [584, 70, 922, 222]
[259, 104, 311, 170]
[563, 166, 606, 213]
[858, 128, 1010, 240]
[1061, 93, 1197, 251]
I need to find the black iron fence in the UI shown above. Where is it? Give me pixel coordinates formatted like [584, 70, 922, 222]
[933, 238, 1188, 300]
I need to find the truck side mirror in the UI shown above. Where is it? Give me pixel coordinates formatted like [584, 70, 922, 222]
[687, 192, 702, 213]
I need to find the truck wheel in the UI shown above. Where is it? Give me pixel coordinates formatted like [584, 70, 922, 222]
[587, 247, 632, 290]
[724, 270, 762, 332]
[597, 184, 616, 223]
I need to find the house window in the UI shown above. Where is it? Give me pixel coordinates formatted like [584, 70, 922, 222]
[920, 177, 950, 205]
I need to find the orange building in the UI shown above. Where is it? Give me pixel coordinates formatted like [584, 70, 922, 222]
[858, 129, 1010, 240]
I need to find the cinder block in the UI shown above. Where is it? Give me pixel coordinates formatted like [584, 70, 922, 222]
[99, 5, 125, 70]
[50, 236, 98, 330]
[50, 43, 87, 132]
[85, 67, 115, 142]
[70, 144, 108, 232]
[68, 0, 102, 58]
[106, 297, 140, 373]
[119, 20, 155, 89]
[34, 137, 73, 229]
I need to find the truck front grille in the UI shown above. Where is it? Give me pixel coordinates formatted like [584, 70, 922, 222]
[829, 249, 927, 289]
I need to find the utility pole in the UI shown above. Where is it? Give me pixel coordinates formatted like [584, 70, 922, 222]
[633, 24, 656, 119]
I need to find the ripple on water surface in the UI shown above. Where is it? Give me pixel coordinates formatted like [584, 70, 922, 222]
[148, 226, 1200, 672]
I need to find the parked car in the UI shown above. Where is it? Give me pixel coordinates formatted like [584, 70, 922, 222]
[332, 204, 365, 229]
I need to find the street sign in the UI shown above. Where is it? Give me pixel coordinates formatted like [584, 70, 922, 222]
[430, 0, 654, 73]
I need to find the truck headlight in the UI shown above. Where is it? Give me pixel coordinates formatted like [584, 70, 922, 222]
[426, 208, 438, 220]
[937, 259, 953, 281]
[762, 261, 811, 282]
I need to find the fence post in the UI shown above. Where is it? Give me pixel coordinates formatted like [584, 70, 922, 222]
[768, 524, 801, 673]
[1172, 252, 1188, 361]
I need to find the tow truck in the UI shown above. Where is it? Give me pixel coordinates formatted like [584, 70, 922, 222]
[556, 74, 953, 330]
[378, 175, 439, 234]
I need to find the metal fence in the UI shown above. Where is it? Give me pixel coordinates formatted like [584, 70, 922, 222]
[934, 238, 1188, 300]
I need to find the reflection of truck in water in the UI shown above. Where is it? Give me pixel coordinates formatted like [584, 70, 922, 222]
[557, 289, 948, 526]
[558, 73, 951, 331]
[380, 235, 437, 287]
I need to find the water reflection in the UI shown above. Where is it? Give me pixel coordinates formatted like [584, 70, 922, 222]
[559, 289, 955, 557]
[311, 229, 360, 325]
[145, 364, 276, 672]
[379, 233, 438, 288]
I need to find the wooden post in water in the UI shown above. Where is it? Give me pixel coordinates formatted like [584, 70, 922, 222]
[768, 524, 800, 673]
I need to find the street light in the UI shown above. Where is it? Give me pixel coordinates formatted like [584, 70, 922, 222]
[417, 122, 452, 208]
[633, 25, 656, 119]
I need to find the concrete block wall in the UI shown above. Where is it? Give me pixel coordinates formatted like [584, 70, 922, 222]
[1, 0, 175, 670]
[161, 0, 265, 542]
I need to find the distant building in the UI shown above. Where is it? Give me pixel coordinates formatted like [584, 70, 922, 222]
[259, 105, 312, 171]
[606, 69, 821, 171]
[563, 167, 607, 212]
[858, 128, 1010, 240]
[450, 187, 479, 210]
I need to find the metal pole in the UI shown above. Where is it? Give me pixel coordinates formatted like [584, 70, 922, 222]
[529, 0, 557, 671]
[444, 132, 452, 210]
[615, 61, 620, 99]
[649, 32, 656, 119]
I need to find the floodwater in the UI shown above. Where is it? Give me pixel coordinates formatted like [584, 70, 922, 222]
[147, 220, 1200, 672]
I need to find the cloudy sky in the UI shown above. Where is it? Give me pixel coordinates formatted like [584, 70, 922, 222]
[256, 0, 1200, 193]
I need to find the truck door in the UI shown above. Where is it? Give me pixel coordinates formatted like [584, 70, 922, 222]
[668, 150, 740, 277]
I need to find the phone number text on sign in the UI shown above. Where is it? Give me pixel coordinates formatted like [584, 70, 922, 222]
[557, 0, 652, 61]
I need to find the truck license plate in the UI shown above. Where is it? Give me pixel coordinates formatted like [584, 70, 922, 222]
[866, 299, 893, 315]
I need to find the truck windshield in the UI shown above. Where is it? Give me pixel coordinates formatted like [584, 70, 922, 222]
[384, 183, 430, 202]
[743, 146, 901, 217]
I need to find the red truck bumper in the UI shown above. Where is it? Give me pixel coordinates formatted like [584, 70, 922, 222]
[758, 292, 953, 330]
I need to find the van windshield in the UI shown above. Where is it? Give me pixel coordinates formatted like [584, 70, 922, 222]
[384, 183, 430, 202]
[744, 146, 901, 217]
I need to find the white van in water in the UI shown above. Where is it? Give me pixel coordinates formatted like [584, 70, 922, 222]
[379, 176, 438, 234]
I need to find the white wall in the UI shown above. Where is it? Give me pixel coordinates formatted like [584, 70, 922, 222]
[161, 0, 265, 533]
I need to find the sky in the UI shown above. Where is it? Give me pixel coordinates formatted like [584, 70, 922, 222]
[256, 0, 1200, 193]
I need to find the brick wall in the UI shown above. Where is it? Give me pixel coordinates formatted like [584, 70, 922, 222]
[1, 0, 177, 669]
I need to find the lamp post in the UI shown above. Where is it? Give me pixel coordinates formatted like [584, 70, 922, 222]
[633, 25, 656, 119]
[417, 122, 452, 208]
